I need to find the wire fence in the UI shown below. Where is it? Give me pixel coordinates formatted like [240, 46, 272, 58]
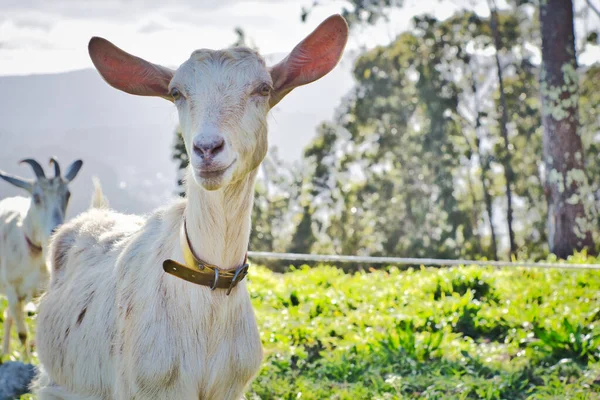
[247, 251, 600, 271]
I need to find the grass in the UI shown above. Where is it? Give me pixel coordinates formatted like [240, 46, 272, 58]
[5, 252, 600, 399]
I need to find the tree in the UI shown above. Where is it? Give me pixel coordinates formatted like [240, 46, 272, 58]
[488, 1, 516, 258]
[579, 64, 600, 210]
[252, 149, 300, 252]
[297, 15, 492, 260]
[297, 5, 579, 260]
[172, 127, 188, 197]
[301, 0, 403, 26]
[539, 0, 596, 257]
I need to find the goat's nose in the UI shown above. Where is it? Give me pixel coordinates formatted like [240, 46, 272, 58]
[193, 138, 225, 159]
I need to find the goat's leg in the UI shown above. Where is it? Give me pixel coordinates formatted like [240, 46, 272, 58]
[6, 291, 30, 360]
[2, 308, 13, 358]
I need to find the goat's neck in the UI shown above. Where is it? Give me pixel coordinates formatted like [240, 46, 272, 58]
[22, 204, 42, 248]
[184, 168, 256, 270]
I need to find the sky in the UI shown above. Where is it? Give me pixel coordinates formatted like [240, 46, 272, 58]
[0, 0, 507, 75]
[1, 0, 598, 76]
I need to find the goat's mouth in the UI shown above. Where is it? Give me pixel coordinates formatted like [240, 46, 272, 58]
[197, 159, 236, 179]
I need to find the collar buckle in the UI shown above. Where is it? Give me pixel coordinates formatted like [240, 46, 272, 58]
[226, 263, 249, 295]
[210, 268, 220, 291]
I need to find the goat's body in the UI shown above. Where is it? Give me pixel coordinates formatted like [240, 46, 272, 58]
[36, 200, 262, 400]
[36, 18, 346, 399]
[0, 197, 47, 300]
[0, 196, 48, 356]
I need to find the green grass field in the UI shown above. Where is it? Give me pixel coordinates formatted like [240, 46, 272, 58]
[5, 253, 600, 399]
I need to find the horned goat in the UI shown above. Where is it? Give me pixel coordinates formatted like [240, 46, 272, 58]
[0, 158, 82, 359]
[34, 15, 348, 399]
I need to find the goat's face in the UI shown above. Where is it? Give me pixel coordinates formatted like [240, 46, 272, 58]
[0, 158, 83, 246]
[171, 49, 270, 190]
[29, 177, 72, 242]
[88, 14, 348, 191]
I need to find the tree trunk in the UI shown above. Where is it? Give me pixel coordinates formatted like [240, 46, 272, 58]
[469, 64, 498, 261]
[489, 4, 516, 258]
[540, 0, 596, 257]
[474, 123, 498, 262]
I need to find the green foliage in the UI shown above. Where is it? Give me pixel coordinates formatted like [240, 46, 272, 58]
[531, 318, 600, 364]
[251, 149, 302, 253]
[296, 9, 538, 260]
[172, 127, 188, 197]
[579, 64, 600, 248]
[301, 0, 404, 26]
[245, 254, 600, 398]
[288, 5, 600, 260]
[288, 205, 316, 254]
[5, 255, 600, 398]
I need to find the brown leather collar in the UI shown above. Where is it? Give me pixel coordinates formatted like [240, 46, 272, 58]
[24, 234, 42, 254]
[162, 219, 249, 295]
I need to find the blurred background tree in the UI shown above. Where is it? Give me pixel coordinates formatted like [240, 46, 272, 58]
[539, 0, 596, 257]
[172, 1, 600, 260]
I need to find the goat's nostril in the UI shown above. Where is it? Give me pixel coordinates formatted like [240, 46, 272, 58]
[193, 143, 203, 157]
[212, 139, 225, 155]
[194, 138, 225, 158]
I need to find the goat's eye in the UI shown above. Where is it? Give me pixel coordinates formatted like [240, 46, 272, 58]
[171, 88, 182, 101]
[255, 83, 272, 97]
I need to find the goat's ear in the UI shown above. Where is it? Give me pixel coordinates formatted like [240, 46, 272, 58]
[64, 160, 83, 183]
[88, 37, 174, 100]
[269, 14, 348, 108]
[0, 171, 33, 192]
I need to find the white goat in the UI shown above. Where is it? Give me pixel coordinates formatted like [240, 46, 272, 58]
[0, 158, 83, 359]
[35, 15, 348, 400]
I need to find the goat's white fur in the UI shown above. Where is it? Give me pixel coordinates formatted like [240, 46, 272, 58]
[35, 15, 348, 400]
[0, 160, 82, 359]
[89, 177, 109, 210]
[0, 196, 47, 359]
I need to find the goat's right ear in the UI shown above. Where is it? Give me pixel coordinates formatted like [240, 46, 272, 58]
[0, 171, 33, 192]
[64, 160, 83, 183]
[88, 37, 174, 100]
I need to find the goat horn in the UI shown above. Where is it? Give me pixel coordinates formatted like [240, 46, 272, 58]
[49, 157, 61, 178]
[0, 171, 33, 192]
[19, 158, 46, 179]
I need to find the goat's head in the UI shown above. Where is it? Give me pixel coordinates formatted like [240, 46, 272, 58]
[88, 15, 348, 191]
[0, 158, 83, 244]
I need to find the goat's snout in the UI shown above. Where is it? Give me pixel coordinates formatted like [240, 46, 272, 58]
[193, 137, 225, 159]
[49, 211, 64, 237]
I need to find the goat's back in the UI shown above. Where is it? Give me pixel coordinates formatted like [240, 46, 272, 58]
[37, 208, 145, 396]
[47, 208, 144, 285]
[0, 197, 29, 241]
[0, 196, 30, 218]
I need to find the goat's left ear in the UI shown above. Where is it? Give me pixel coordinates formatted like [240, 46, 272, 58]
[269, 14, 348, 108]
[64, 160, 83, 183]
